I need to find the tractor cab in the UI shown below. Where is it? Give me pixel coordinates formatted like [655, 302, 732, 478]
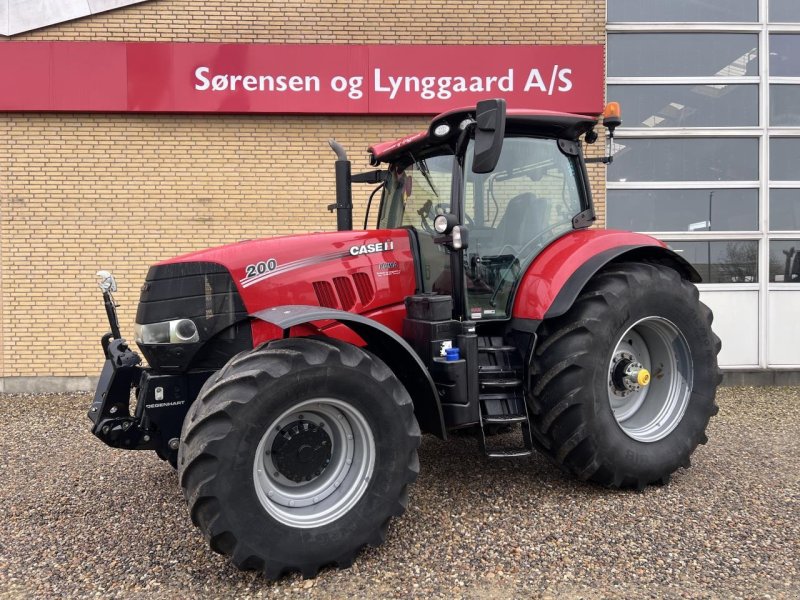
[366, 100, 602, 321]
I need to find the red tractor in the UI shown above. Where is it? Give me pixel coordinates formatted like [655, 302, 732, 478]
[90, 99, 721, 579]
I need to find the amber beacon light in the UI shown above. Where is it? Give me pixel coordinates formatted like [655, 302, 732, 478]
[602, 101, 622, 133]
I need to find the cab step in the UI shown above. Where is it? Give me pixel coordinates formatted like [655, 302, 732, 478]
[476, 336, 533, 459]
[482, 414, 527, 425]
[486, 448, 533, 459]
[478, 345, 517, 353]
[481, 378, 523, 389]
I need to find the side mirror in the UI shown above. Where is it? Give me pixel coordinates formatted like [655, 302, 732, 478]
[472, 99, 507, 174]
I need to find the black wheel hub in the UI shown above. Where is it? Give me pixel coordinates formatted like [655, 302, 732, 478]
[611, 356, 634, 392]
[271, 420, 332, 483]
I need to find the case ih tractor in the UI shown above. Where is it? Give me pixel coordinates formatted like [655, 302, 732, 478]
[90, 99, 721, 579]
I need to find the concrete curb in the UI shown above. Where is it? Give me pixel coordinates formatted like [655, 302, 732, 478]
[0, 376, 100, 394]
[721, 370, 800, 387]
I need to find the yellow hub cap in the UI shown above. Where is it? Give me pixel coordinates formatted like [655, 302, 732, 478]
[637, 368, 651, 386]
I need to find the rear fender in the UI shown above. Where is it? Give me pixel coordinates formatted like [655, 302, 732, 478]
[251, 305, 446, 440]
[512, 229, 700, 323]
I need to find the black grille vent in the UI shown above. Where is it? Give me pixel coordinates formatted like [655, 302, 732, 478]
[136, 262, 247, 324]
[312, 281, 339, 309]
[333, 277, 357, 311]
[352, 272, 375, 305]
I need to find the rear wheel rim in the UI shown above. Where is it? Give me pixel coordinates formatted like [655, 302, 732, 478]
[607, 316, 693, 443]
[253, 398, 376, 528]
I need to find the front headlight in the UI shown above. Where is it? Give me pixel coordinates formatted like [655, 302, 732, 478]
[134, 319, 199, 344]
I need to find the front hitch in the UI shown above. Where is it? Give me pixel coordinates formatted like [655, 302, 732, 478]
[88, 338, 152, 449]
[88, 271, 153, 450]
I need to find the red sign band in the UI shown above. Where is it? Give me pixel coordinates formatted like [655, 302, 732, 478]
[0, 42, 604, 115]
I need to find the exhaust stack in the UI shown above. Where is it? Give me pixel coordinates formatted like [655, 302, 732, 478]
[328, 139, 353, 231]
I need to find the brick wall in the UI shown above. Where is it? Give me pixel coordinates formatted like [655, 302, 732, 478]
[0, 0, 605, 381]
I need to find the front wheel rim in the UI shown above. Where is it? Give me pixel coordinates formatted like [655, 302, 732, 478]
[607, 317, 693, 443]
[253, 398, 376, 529]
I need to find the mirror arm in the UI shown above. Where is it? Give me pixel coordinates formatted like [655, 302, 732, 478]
[455, 121, 474, 158]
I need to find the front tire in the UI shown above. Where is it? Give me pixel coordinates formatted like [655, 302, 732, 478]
[178, 337, 420, 579]
[528, 262, 722, 488]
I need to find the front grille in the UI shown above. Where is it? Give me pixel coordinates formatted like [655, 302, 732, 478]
[136, 261, 252, 372]
[136, 262, 248, 324]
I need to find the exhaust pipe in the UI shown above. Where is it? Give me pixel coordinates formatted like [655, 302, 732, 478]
[328, 139, 353, 231]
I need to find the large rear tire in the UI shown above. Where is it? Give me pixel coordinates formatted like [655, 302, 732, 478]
[528, 262, 722, 488]
[178, 337, 420, 579]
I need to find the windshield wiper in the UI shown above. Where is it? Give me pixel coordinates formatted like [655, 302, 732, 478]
[413, 155, 439, 198]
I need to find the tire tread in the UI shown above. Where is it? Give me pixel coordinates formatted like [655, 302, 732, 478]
[178, 336, 420, 580]
[528, 262, 721, 489]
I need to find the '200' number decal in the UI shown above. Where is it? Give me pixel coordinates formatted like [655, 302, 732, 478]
[245, 258, 278, 278]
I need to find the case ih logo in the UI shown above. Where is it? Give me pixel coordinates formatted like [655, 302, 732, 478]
[349, 241, 395, 256]
[0, 43, 604, 115]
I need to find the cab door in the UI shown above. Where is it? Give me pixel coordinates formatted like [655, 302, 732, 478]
[462, 137, 587, 320]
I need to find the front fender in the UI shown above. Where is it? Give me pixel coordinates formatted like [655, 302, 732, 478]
[512, 229, 700, 322]
[250, 305, 446, 439]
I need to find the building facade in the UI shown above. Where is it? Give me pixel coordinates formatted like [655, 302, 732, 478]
[0, 0, 605, 390]
[606, 0, 800, 377]
[0, 0, 796, 390]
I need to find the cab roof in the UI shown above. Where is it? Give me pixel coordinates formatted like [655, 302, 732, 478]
[369, 107, 598, 165]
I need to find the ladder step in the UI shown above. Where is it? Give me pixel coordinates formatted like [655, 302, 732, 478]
[483, 414, 527, 425]
[481, 378, 522, 389]
[479, 392, 522, 403]
[478, 365, 517, 376]
[478, 345, 517, 353]
[486, 449, 532, 459]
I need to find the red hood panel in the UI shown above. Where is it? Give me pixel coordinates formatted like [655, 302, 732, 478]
[160, 229, 416, 316]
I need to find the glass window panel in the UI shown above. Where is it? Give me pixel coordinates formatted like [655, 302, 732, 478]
[770, 0, 800, 23]
[609, 84, 758, 128]
[609, 138, 759, 182]
[607, 189, 758, 232]
[770, 85, 800, 126]
[770, 190, 800, 231]
[770, 35, 800, 77]
[668, 241, 759, 283]
[608, 34, 759, 78]
[770, 138, 800, 181]
[609, 0, 756, 23]
[770, 240, 800, 282]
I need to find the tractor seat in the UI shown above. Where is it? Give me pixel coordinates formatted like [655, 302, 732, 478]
[494, 192, 547, 248]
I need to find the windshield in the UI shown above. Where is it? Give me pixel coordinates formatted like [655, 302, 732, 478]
[378, 153, 455, 231]
[377, 153, 456, 295]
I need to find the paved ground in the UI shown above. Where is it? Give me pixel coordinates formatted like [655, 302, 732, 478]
[0, 387, 798, 599]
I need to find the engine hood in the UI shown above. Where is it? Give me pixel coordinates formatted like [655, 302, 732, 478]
[158, 229, 417, 315]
